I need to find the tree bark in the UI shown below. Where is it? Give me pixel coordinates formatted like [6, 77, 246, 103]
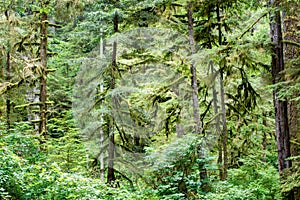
[210, 61, 223, 179]
[107, 10, 118, 184]
[6, 51, 11, 132]
[39, 5, 48, 142]
[269, 0, 292, 172]
[188, 3, 201, 135]
[5, 10, 11, 132]
[269, 1, 293, 199]
[99, 28, 105, 182]
[219, 72, 228, 180]
[216, 4, 228, 180]
[262, 112, 267, 163]
[173, 81, 184, 138]
[283, 7, 300, 165]
[107, 119, 116, 184]
[283, 6, 300, 199]
[187, 2, 209, 192]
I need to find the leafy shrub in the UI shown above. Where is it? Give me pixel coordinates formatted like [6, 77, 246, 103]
[144, 135, 212, 199]
[281, 155, 300, 197]
[0, 148, 25, 199]
[0, 123, 158, 199]
[200, 156, 281, 200]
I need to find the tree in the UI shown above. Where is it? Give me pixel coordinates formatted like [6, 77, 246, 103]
[269, 0, 293, 199]
[39, 0, 49, 142]
[269, 0, 291, 173]
[107, 10, 118, 184]
[281, 0, 300, 198]
[4, 9, 12, 131]
[187, 2, 210, 191]
[0, 1, 26, 131]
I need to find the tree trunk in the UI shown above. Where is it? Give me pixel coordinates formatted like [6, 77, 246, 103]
[26, 86, 40, 132]
[99, 28, 105, 182]
[216, 4, 228, 180]
[5, 10, 11, 132]
[269, 1, 293, 199]
[262, 112, 267, 163]
[107, 119, 116, 184]
[219, 72, 228, 180]
[187, 2, 209, 192]
[283, 7, 300, 200]
[269, 0, 292, 172]
[187, 3, 201, 134]
[176, 124, 184, 138]
[6, 50, 11, 132]
[173, 81, 184, 138]
[107, 10, 118, 184]
[100, 88, 105, 181]
[39, 5, 48, 142]
[210, 61, 223, 179]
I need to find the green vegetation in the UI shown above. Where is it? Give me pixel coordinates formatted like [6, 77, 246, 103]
[0, 0, 299, 199]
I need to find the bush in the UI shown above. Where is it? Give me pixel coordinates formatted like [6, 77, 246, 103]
[144, 135, 212, 199]
[200, 156, 281, 200]
[0, 123, 158, 199]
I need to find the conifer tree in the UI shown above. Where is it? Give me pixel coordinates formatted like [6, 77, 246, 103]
[107, 10, 118, 184]
[269, 0, 293, 199]
[39, 0, 49, 141]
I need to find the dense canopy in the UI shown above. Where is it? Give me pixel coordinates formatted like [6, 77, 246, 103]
[0, 0, 299, 199]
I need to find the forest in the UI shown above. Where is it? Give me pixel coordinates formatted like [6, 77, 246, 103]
[0, 0, 299, 199]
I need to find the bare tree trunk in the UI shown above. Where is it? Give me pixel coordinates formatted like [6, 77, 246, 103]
[99, 28, 105, 182]
[216, 4, 228, 180]
[107, 119, 115, 184]
[283, 4, 300, 146]
[269, 0, 292, 172]
[210, 61, 223, 179]
[219, 72, 228, 180]
[99, 87, 105, 181]
[27, 86, 40, 132]
[187, 2, 209, 192]
[39, 5, 48, 142]
[107, 11, 118, 184]
[176, 124, 184, 138]
[188, 3, 201, 135]
[283, 7, 300, 200]
[6, 49, 11, 132]
[173, 80, 184, 138]
[262, 112, 267, 163]
[269, 1, 293, 199]
[5, 10, 11, 132]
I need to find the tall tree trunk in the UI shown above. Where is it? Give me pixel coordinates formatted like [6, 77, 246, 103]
[173, 81, 184, 138]
[100, 86, 105, 181]
[27, 86, 40, 132]
[6, 50, 11, 132]
[5, 10, 11, 132]
[107, 10, 118, 184]
[284, 14, 300, 160]
[283, 7, 300, 199]
[39, 5, 48, 142]
[187, 2, 209, 192]
[99, 28, 105, 182]
[210, 61, 223, 179]
[269, 0, 292, 172]
[107, 119, 116, 184]
[269, 1, 293, 199]
[216, 4, 228, 180]
[262, 112, 267, 163]
[176, 124, 184, 138]
[187, 3, 201, 134]
[219, 72, 228, 180]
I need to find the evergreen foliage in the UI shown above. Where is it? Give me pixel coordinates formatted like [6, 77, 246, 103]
[0, 0, 299, 199]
